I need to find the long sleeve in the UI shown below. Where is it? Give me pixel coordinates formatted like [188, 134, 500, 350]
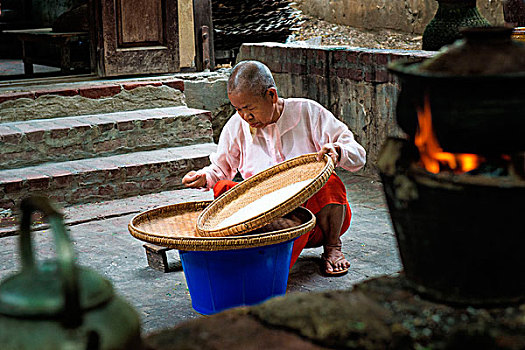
[198, 117, 242, 190]
[311, 103, 366, 172]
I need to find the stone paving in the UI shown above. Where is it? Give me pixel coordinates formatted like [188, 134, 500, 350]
[0, 169, 401, 336]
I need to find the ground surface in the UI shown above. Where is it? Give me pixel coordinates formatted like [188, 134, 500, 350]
[288, 7, 423, 50]
[0, 170, 401, 335]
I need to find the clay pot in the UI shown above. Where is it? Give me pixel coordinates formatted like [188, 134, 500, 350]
[378, 138, 525, 306]
[422, 0, 490, 51]
[389, 27, 525, 154]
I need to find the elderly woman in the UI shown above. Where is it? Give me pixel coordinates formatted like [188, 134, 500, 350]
[182, 60, 366, 276]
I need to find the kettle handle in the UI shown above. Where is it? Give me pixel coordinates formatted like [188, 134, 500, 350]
[20, 196, 82, 328]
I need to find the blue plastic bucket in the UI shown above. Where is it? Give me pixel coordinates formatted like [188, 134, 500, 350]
[179, 238, 295, 315]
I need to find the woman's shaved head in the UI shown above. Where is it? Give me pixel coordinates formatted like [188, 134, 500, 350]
[227, 61, 276, 97]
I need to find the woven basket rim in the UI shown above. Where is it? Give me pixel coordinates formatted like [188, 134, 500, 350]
[128, 201, 315, 251]
[196, 153, 334, 237]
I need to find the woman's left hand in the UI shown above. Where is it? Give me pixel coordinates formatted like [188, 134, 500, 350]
[317, 143, 341, 165]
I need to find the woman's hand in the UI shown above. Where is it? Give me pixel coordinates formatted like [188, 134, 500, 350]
[317, 143, 341, 165]
[182, 171, 207, 188]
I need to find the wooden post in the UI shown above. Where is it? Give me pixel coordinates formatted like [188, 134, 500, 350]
[193, 0, 215, 71]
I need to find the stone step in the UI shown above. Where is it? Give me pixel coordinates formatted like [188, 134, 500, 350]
[0, 143, 216, 210]
[0, 78, 185, 123]
[0, 106, 213, 170]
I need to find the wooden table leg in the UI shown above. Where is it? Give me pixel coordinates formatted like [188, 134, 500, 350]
[60, 42, 71, 74]
[21, 41, 34, 76]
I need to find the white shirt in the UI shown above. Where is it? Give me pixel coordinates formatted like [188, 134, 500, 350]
[198, 98, 366, 189]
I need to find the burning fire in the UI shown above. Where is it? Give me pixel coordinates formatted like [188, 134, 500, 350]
[415, 96, 483, 174]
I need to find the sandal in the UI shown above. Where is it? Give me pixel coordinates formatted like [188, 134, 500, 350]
[320, 252, 349, 276]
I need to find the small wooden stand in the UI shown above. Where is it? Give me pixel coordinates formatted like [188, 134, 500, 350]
[143, 243, 174, 273]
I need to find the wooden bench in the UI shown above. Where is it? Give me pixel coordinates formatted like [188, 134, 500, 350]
[4, 28, 90, 76]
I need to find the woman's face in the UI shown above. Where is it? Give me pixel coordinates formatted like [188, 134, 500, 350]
[228, 88, 279, 129]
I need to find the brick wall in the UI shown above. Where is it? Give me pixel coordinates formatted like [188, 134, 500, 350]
[237, 43, 435, 176]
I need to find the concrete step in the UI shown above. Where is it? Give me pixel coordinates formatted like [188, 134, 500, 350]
[0, 78, 185, 123]
[0, 106, 213, 169]
[0, 143, 216, 210]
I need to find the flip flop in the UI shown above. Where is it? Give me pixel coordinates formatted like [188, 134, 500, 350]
[320, 253, 349, 276]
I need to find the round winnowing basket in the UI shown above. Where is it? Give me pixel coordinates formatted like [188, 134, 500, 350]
[128, 201, 316, 251]
[196, 153, 334, 237]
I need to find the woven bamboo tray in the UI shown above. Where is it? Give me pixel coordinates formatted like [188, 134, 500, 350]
[128, 201, 315, 251]
[196, 153, 334, 237]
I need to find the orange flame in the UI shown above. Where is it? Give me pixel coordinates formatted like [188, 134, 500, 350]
[415, 96, 483, 174]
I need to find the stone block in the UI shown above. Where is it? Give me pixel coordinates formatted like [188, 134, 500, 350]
[0, 92, 35, 103]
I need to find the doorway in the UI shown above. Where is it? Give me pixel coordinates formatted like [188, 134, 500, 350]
[0, 0, 187, 82]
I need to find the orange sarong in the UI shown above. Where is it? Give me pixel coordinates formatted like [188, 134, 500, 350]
[212, 173, 352, 268]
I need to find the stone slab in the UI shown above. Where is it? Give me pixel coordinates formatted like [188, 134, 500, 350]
[0, 106, 213, 169]
[0, 143, 217, 210]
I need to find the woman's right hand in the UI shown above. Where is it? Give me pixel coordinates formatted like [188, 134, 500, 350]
[182, 171, 207, 188]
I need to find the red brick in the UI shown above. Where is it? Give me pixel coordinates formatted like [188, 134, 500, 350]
[349, 69, 364, 81]
[290, 63, 307, 75]
[0, 132, 22, 145]
[80, 171, 105, 185]
[0, 151, 35, 165]
[50, 127, 70, 139]
[0, 92, 35, 103]
[122, 81, 162, 90]
[96, 121, 116, 133]
[70, 187, 96, 203]
[333, 51, 345, 62]
[306, 49, 316, 60]
[28, 177, 50, 191]
[117, 182, 139, 194]
[359, 52, 373, 65]
[124, 165, 145, 178]
[164, 174, 182, 187]
[374, 70, 392, 83]
[117, 120, 135, 131]
[93, 139, 124, 153]
[364, 71, 375, 82]
[346, 51, 359, 64]
[309, 65, 324, 76]
[375, 52, 390, 66]
[336, 67, 350, 79]
[104, 168, 122, 181]
[266, 60, 282, 73]
[53, 175, 74, 188]
[162, 80, 184, 92]
[140, 119, 156, 129]
[34, 88, 79, 98]
[98, 185, 116, 197]
[3, 180, 22, 194]
[26, 130, 45, 142]
[140, 179, 162, 190]
[79, 85, 122, 99]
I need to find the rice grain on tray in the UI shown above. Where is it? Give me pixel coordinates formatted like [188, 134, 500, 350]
[215, 179, 313, 229]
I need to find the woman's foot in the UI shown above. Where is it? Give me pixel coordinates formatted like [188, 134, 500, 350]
[321, 243, 350, 276]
